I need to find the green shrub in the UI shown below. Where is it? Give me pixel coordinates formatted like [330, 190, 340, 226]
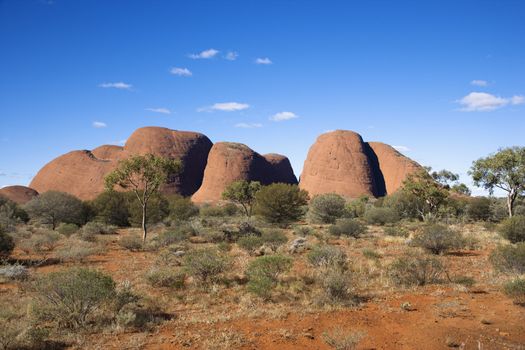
[18, 229, 61, 255]
[308, 193, 346, 224]
[54, 238, 101, 263]
[411, 224, 465, 254]
[498, 216, 525, 243]
[254, 183, 309, 223]
[467, 197, 491, 221]
[345, 196, 368, 218]
[31, 268, 116, 329]
[127, 193, 169, 226]
[489, 243, 525, 274]
[146, 268, 185, 289]
[307, 245, 347, 270]
[260, 229, 288, 251]
[0, 229, 15, 257]
[0, 196, 28, 232]
[167, 194, 199, 222]
[329, 219, 366, 238]
[156, 227, 190, 247]
[382, 191, 423, 220]
[246, 255, 293, 299]
[82, 221, 117, 235]
[318, 268, 354, 305]
[199, 204, 238, 217]
[238, 235, 264, 254]
[388, 253, 444, 286]
[363, 207, 399, 225]
[119, 234, 143, 251]
[184, 248, 229, 284]
[90, 191, 130, 226]
[293, 225, 315, 236]
[503, 278, 525, 306]
[383, 225, 409, 238]
[24, 191, 87, 229]
[56, 222, 79, 236]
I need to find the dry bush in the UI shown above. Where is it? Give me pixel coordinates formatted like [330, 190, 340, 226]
[54, 238, 102, 262]
[329, 219, 366, 238]
[146, 268, 185, 289]
[503, 278, 525, 306]
[388, 252, 444, 286]
[489, 243, 525, 274]
[410, 224, 465, 254]
[322, 327, 365, 350]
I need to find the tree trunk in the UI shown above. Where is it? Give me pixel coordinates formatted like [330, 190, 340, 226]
[142, 204, 147, 243]
[507, 191, 516, 218]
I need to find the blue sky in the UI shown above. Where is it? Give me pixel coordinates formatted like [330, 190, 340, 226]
[1, 0, 524, 195]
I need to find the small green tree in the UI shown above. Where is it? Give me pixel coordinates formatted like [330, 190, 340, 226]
[254, 183, 309, 223]
[470, 147, 525, 217]
[90, 190, 130, 226]
[222, 180, 261, 217]
[24, 191, 86, 229]
[402, 169, 449, 221]
[105, 154, 181, 243]
[307, 193, 346, 224]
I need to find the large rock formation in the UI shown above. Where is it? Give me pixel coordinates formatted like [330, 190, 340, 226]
[0, 185, 39, 204]
[192, 143, 297, 202]
[30, 127, 213, 200]
[300, 130, 421, 198]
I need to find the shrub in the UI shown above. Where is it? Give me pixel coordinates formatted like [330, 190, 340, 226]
[411, 224, 465, 254]
[383, 225, 409, 238]
[293, 225, 315, 236]
[200, 204, 238, 217]
[127, 193, 169, 226]
[238, 235, 264, 254]
[167, 194, 199, 222]
[503, 278, 525, 306]
[329, 219, 366, 238]
[184, 248, 229, 284]
[156, 228, 189, 247]
[0, 263, 29, 281]
[322, 327, 365, 350]
[308, 193, 346, 224]
[0, 296, 34, 350]
[82, 221, 117, 236]
[56, 222, 79, 236]
[55, 238, 101, 262]
[119, 234, 143, 251]
[24, 191, 87, 229]
[498, 215, 525, 243]
[388, 253, 444, 286]
[318, 268, 354, 305]
[0, 230, 15, 257]
[31, 268, 116, 329]
[146, 268, 185, 289]
[363, 207, 399, 225]
[260, 229, 288, 251]
[489, 243, 525, 274]
[382, 191, 423, 220]
[0, 196, 28, 232]
[467, 197, 492, 221]
[17, 229, 61, 255]
[222, 180, 261, 217]
[254, 183, 309, 223]
[307, 245, 347, 270]
[90, 191, 130, 226]
[246, 255, 293, 299]
[362, 248, 381, 260]
[345, 197, 368, 218]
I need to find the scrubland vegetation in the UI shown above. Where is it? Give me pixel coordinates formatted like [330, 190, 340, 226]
[1, 148, 525, 349]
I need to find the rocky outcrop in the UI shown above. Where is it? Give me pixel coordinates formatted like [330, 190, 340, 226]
[192, 143, 297, 202]
[299, 130, 421, 198]
[30, 127, 213, 200]
[0, 185, 39, 204]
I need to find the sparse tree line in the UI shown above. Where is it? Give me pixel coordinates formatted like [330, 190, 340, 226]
[1, 149, 525, 349]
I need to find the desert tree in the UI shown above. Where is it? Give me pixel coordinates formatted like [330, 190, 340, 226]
[24, 191, 85, 229]
[222, 180, 261, 217]
[105, 154, 181, 243]
[469, 147, 525, 217]
[402, 169, 449, 221]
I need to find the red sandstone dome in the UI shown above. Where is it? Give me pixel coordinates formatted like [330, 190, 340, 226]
[30, 127, 213, 200]
[299, 130, 421, 198]
[0, 185, 39, 204]
[192, 143, 297, 203]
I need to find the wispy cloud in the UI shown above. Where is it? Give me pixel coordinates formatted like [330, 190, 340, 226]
[198, 102, 250, 112]
[98, 82, 132, 90]
[189, 48, 219, 59]
[269, 111, 298, 121]
[170, 67, 192, 76]
[235, 122, 262, 128]
[255, 57, 272, 65]
[145, 108, 171, 115]
[110, 139, 127, 146]
[457, 92, 524, 111]
[393, 145, 411, 152]
[470, 79, 488, 87]
[225, 51, 239, 61]
[93, 121, 107, 128]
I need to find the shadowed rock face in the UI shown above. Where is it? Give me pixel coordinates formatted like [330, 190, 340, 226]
[192, 143, 297, 203]
[30, 127, 213, 200]
[300, 130, 421, 198]
[0, 185, 39, 204]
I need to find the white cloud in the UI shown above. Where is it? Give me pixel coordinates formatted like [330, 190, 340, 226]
[225, 51, 238, 61]
[470, 80, 488, 87]
[393, 145, 411, 152]
[269, 111, 298, 121]
[110, 139, 127, 146]
[198, 102, 250, 112]
[189, 48, 219, 59]
[235, 123, 262, 128]
[457, 92, 525, 111]
[98, 82, 132, 90]
[170, 67, 192, 76]
[93, 121, 107, 128]
[145, 108, 171, 115]
[255, 57, 272, 65]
